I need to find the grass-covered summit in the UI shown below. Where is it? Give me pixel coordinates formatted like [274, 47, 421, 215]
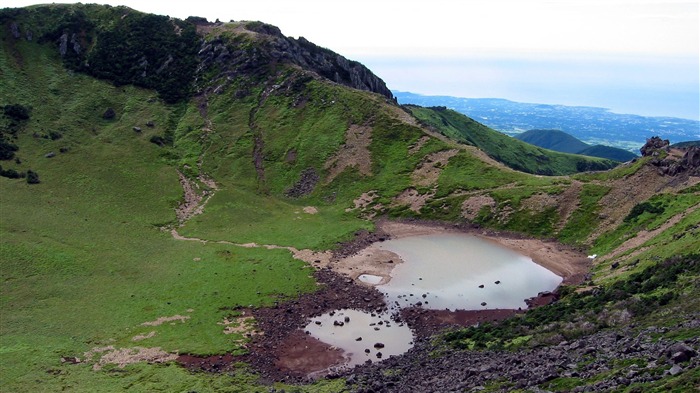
[1, 4, 698, 392]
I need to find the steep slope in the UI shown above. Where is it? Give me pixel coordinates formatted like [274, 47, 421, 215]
[407, 105, 618, 175]
[1, 5, 699, 393]
[516, 128, 590, 153]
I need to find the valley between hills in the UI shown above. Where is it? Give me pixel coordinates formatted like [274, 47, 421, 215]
[1, 4, 699, 392]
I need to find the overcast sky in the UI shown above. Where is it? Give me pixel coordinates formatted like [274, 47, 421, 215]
[4, 1, 699, 119]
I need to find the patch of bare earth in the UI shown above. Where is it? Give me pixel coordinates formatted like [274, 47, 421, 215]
[142, 314, 190, 327]
[219, 313, 261, 339]
[392, 188, 435, 213]
[345, 190, 384, 218]
[131, 331, 156, 342]
[302, 206, 318, 214]
[555, 181, 583, 230]
[324, 124, 373, 183]
[85, 346, 178, 371]
[175, 172, 217, 224]
[521, 192, 558, 213]
[411, 149, 458, 187]
[408, 136, 431, 155]
[461, 194, 497, 221]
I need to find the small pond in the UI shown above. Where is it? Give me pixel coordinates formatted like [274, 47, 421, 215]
[376, 233, 562, 311]
[304, 309, 414, 367]
[305, 233, 562, 369]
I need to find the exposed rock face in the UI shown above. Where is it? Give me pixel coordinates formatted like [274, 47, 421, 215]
[196, 22, 394, 101]
[10, 22, 20, 39]
[285, 168, 320, 198]
[102, 108, 116, 120]
[640, 137, 699, 176]
[640, 136, 670, 157]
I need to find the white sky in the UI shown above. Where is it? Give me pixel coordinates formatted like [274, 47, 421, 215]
[4, 1, 700, 119]
[5, 0, 697, 57]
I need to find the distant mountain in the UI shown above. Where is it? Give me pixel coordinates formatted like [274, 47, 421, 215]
[577, 145, 638, 162]
[394, 91, 700, 152]
[515, 129, 589, 154]
[515, 129, 638, 162]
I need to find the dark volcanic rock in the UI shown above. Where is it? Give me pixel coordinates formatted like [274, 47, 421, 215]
[102, 108, 116, 120]
[196, 24, 395, 101]
[640, 136, 670, 157]
[285, 167, 319, 198]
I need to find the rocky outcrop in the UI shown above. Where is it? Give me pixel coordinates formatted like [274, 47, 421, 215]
[641, 137, 700, 176]
[340, 320, 700, 392]
[640, 136, 670, 157]
[196, 22, 395, 101]
[285, 168, 320, 198]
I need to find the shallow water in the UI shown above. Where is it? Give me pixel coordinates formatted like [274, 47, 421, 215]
[376, 233, 562, 311]
[305, 233, 561, 369]
[304, 309, 413, 367]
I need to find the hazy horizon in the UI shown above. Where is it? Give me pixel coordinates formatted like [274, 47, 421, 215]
[365, 54, 700, 121]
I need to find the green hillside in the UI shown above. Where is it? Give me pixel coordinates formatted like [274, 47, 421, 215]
[407, 106, 618, 175]
[516, 128, 590, 153]
[1, 4, 699, 392]
[516, 128, 639, 162]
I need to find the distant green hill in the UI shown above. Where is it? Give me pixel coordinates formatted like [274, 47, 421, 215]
[407, 106, 618, 175]
[577, 144, 638, 162]
[515, 129, 590, 153]
[515, 129, 637, 162]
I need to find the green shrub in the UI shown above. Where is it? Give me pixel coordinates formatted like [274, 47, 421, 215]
[26, 169, 40, 184]
[625, 201, 665, 222]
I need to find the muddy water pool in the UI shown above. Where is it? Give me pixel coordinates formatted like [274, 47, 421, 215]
[305, 233, 562, 369]
[304, 309, 413, 367]
[377, 233, 562, 311]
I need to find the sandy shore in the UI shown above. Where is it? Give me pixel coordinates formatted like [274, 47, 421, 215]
[334, 220, 590, 286]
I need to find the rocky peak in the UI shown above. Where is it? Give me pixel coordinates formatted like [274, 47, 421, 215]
[640, 136, 670, 157]
[196, 21, 395, 101]
[642, 135, 700, 176]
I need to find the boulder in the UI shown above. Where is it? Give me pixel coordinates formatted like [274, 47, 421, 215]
[640, 136, 670, 157]
[102, 108, 116, 120]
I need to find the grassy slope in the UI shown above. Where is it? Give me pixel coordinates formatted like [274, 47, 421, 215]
[408, 106, 618, 175]
[0, 34, 345, 392]
[0, 23, 546, 392]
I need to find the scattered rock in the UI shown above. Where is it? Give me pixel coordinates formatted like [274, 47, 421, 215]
[102, 108, 116, 120]
[668, 364, 682, 376]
